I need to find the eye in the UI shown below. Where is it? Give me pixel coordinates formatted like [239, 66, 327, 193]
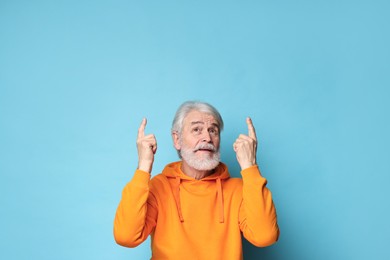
[192, 127, 202, 134]
[209, 128, 218, 135]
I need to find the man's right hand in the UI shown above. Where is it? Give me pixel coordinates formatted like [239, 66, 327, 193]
[136, 118, 157, 173]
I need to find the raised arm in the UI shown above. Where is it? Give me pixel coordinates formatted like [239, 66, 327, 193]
[114, 118, 158, 247]
[234, 118, 279, 247]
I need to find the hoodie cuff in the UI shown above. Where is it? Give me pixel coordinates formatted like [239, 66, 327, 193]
[241, 165, 260, 175]
[129, 169, 151, 189]
[241, 165, 267, 184]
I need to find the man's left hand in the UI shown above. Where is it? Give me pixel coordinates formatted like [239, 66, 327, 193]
[233, 117, 258, 170]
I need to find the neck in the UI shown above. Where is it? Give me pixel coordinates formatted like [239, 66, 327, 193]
[181, 161, 214, 180]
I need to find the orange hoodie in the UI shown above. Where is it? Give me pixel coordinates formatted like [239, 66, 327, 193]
[114, 162, 279, 260]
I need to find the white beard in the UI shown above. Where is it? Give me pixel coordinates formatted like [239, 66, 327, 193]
[180, 142, 220, 171]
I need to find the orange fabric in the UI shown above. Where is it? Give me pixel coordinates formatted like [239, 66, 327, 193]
[114, 162, 279, 260]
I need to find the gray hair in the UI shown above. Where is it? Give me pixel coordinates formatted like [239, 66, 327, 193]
[171, 101, 224, 135]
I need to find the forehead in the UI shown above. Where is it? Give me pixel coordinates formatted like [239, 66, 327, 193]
[183, 110, 218, 127]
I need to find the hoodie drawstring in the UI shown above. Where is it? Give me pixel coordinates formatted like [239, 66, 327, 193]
[173, 176, 184, 222]
[216, 177, 224, 223]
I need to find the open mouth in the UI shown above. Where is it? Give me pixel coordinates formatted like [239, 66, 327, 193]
[196, 149, 213, 152]
[193, 144, 216, 153]
[194, 147, 215, 153]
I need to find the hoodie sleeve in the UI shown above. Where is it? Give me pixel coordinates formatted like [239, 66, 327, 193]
[113, 170, 158, 247]
[238, 165, 280, 247]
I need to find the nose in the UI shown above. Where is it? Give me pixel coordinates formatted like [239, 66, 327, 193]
[201, 131, 212, 143]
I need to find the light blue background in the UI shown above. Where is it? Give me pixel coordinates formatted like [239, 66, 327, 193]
[1, 1, 389, 259]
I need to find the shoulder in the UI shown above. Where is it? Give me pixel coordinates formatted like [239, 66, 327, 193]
[225, 177, 242, 184]
[149, 173, 171, 194]
[150, 173, 168, 185]
[223, 177, 243, 192]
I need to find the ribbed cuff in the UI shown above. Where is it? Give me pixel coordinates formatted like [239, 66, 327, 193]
[241, 165, 266, 184]
[129, 169, 151, 188]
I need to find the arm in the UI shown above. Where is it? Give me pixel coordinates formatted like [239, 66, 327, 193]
[113, 118, 158, 247]
[233, 118, 279, 246]
[114, 170, 158, 247]
[239, 166, 279, 247]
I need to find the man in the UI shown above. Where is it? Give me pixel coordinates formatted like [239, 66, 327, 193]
[114, 101, 279, 260]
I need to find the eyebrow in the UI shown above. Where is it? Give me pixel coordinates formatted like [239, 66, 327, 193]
[190, 121, 219, 128]
[191, 121, 204, 125]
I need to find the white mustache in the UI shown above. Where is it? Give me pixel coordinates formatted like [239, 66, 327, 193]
[193, 143, 217, 152]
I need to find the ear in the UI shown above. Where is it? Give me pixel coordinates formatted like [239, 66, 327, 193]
[172, 131, 181, 151]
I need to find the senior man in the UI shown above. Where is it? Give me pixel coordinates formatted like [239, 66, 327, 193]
[114, 101, 279, 259]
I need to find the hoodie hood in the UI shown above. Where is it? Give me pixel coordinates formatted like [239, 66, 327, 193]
[162, 161, 230, 223]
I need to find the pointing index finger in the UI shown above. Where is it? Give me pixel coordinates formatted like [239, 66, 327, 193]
[138, 118, 147, 138]
[247, 117, 257, 140]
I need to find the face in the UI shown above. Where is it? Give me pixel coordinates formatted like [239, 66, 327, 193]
[173, 110, 221, 171]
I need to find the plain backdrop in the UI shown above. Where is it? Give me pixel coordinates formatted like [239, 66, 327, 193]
[1, 1, 389, 259]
